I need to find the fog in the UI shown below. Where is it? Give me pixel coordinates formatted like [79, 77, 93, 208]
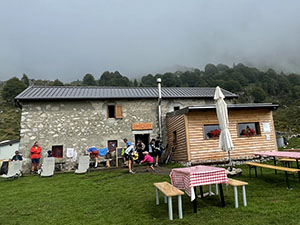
[0, 0, 300, 81]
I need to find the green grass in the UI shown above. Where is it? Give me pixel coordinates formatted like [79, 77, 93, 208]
[1, 164, 300, 225]
[285, 137, 300, 149]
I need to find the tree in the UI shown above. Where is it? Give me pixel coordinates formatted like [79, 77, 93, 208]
[251, 87, 266, 103]
[21, 74, 30, 87]
[141, 74, 156, 87]
[216, 64, 229, 71]
[98, 71, 132, 86]
[2, 77, 26, 104]
[83, 74, 96, 86]
[204, 64, 218, 76]
[52, 79, 64, 86]
[179, 71, 200, 87]
[133, 79, 138, 87]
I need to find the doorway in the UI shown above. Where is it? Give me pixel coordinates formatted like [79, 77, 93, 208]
[134, 134, 150, 151]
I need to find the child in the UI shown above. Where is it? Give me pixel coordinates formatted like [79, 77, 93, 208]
[139, 151, 155, 171]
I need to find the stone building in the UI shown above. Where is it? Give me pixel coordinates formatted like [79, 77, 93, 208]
[15, 86, 237, 171]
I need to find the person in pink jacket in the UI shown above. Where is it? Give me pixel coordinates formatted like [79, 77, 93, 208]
[139, 151, 155, 171]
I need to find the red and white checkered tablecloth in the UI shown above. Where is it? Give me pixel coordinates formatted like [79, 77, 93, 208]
[254, 151, 300, 159]
[170, 165, 228, 201]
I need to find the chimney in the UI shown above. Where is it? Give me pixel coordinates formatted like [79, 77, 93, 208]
[157, 78, 162, 139]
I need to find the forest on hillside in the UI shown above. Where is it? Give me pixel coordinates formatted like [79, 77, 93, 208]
[1, 63, 300, 141]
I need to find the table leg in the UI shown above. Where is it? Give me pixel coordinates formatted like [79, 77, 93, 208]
[296, 159, 300, 183]
[193, 186, 197, 213]
[273, 156, 277, 175]
[155, 188, 159, 205]
[208, 184, 212, 196]
[215, 184, 219, 195]
[218, 183, 225, 207]
[178, 195, 183, 219]
[168, 197, 173, 220]
[242, 185, 247, 207]
[164, 195, 167, 204]
[199, 186, 204, 198]
[234, 186, 238, 208]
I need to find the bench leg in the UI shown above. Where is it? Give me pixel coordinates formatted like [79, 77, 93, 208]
[215, 184, 219, 195]
[249, 166, 251, 178]
[273, 157, 277, 175]
[155, 188, 159, 205]
[164, 195, 167, 204]
[242, 185, 247, 207]
[234, 186, 238, 208]
[254, 166, 257, 177]
[296, 159, 300, 183]
[168, 197, 173, 220]
[178, 195, 183, 219]
[285, 171, 291, 190]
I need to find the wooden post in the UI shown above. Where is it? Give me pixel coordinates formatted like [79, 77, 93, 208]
[115, 149, 118, 168]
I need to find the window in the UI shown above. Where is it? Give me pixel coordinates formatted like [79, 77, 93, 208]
[52, 145, 63, 158]
[108, 140, 118, 152]
[108, 105, 115, 118]
[107, 105, 123, 119]
[204, 125, 221, 139]
[238, 122, 260, 137]
[174, 106, 180, 111]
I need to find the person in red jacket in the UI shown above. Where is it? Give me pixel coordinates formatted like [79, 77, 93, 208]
[30, 141, 41, 173]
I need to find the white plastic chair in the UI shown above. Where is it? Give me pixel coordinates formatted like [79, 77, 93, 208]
[1, 161, 22, 179]
[75, 156, 90, 174]
[40, 157, 55, 177]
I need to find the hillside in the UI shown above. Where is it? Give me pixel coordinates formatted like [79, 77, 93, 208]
[0, 63, 300, 142]
[0, 90, 21, 141]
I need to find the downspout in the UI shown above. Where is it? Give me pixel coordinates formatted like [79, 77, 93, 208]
[157, 78, 162, 138]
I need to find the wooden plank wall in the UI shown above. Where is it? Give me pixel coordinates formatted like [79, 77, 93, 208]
[166, 114, 188, 162]
[187, 108, 277, 163]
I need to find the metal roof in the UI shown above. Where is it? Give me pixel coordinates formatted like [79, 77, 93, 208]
[15, 86, 238, 100]
[167, 103, 279, 117]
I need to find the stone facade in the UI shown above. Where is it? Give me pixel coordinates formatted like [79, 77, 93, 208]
[19, 98, 233, 172]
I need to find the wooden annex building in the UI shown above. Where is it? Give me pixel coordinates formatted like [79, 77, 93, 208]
[166, 103, 278, 164]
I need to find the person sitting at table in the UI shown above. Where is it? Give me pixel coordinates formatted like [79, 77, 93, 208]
[11, 151, 23, 161]
[87, 146, 100, 168]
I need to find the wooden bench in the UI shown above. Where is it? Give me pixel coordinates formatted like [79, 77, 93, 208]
[246, 162, 300, 189]
[279, 158, 296, 168]
[154, 182, 184, 220]
[227, 178, 248, 208]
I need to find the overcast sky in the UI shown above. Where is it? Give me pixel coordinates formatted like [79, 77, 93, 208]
[0, 0, 300, 82]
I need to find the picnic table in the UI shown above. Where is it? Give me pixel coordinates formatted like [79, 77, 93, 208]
[254, 151, 300, 181]
[170, 165, 228, 213]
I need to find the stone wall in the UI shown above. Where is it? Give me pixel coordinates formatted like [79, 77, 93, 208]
[18, 98, 224, 172]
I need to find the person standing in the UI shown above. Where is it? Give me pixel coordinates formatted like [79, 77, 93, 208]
[136, 139, 146, 162]
[30, 141, 41, 173]
[123, 138, 135, 174]
[154, 137, 162, 167]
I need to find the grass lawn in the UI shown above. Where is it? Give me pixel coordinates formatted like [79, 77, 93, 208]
[1, 163, 300, 225]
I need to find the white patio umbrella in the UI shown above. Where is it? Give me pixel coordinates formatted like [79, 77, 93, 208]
[214, 86, 234, 170]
